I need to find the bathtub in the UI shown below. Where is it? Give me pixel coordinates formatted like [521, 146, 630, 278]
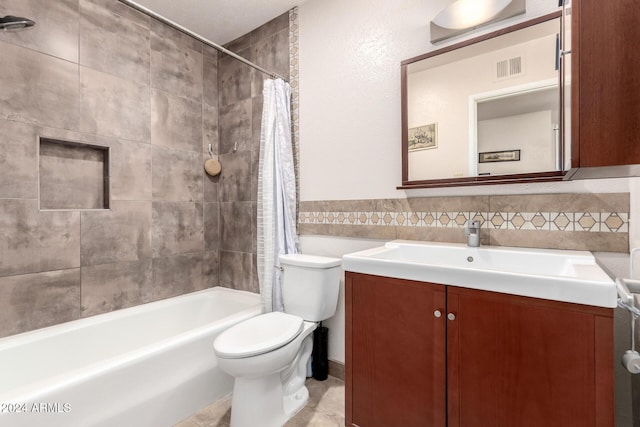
[0, 287, 261, 427]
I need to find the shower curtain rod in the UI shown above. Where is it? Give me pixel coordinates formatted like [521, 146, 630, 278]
[118, 0, 288, 82]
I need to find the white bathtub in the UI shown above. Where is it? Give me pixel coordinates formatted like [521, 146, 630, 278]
[0, 287, 261, 427]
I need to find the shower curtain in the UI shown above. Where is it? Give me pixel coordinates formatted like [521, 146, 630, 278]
[257, 78, 299, 313]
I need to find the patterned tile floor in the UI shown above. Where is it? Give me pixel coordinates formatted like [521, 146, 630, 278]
[174, 376, 345, 427]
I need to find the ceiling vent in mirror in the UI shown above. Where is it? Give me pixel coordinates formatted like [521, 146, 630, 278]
[430, 0, 526, 43]
[495, 56, 525, 80]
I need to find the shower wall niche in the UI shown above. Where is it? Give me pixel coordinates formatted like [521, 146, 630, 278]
[39, 138, 110, 210]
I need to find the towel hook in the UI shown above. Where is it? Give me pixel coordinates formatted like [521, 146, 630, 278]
[233, 141, 238, 153]
[208, 144, 214, 158]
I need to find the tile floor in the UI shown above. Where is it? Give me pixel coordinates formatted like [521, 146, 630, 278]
[174, 376, 345, 427]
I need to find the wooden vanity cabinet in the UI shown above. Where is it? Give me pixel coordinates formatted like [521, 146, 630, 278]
[345, 272, 614, 427]
[571, 0, 640, 168]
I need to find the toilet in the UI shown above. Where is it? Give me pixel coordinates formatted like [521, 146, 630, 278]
[213, 253, 342, 427]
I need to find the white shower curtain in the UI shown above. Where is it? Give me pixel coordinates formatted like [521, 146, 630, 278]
[257, 78, 299, 313]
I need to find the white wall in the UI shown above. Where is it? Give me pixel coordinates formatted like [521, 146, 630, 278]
[298, 0, 639, 364]
[477, 110, 555, 175]
[299, 0, 561, 201]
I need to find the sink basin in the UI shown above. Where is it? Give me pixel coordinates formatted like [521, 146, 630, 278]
[342, 240, 617, 307]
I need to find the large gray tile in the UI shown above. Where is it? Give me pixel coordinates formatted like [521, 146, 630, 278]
[87, 0, 151, 28]
[203, 103, 219, 155]
[251, 12, 290, 46]
[0, 269, 80, 338]
[183, 377, 345, 427]
[219, 151, 253, 202]
[251, 95, 263, 152]
[219, 251, 256, 292]
[283, 405, 343, 427]
[152, 146, 203, 202]
[191, 396, 231, 427]
[251, 29, 290, 97]
[39, 210, 81, 272]
[0, 200, 81, 277]
[405, 196, 489, 213]
[152, 202, 204, 258]
[219, 99, 252, 154]
[81, 259, 153, 317]
[0, 41, 79, 130]
[0, 199, 39, 277]
[79, 0, 150, 84]
[204, 153, 220, 203]
[150, 18, 202, 53]
[81, 201, 152, 266]
[489, 193, 630, 213]
[224, 32, 254, 55]
[80, 66, 150, 143]
[0, 0, 79, 62]
[173, 420, 202, 427]
[151, 89, 202, 153]
[111, 139, 152, 201]
[204, 53, 219, 107]
[39, 139, 108, 210]
[203, 250, 220, 288]
[151, 253, 205, 301]
[218, 50, 252, 107]
[0, 119, 38, 199]
[204, 203, 220, 251]
[220, 202, 254, 252]
[489, 229, 629, 253]
[250, 149, 260, 207]
[151, 20, 203, 102]
[304, 377, 346, 418]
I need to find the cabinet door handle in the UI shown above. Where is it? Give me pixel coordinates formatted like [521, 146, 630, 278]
[447, 313, 456, 321]
[434, 310, 442, 318]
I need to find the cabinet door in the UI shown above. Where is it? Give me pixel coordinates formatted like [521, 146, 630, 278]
[572, 0, 640, 168]
[447, 287, 613, 427]
[346, 273, 446, 427]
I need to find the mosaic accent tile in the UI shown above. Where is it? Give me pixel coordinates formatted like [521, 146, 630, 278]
[300, 195, 631, 252]
[289, 7, 300, 221]
[298, 206, 628, 235]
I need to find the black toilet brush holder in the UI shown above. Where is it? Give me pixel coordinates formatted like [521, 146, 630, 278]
[312, 322, 329, 381]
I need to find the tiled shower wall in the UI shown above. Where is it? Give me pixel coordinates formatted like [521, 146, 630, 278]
[216, 13, 290, 292]
[0, 0, 289, 338]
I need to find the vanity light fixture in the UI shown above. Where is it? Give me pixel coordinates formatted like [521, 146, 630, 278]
[430, 0, 526, 43]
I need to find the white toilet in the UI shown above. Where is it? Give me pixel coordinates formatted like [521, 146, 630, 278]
[213, 253, 341, 427]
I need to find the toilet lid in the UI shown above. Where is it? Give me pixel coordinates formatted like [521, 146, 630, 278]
[214, 312, 304, 359]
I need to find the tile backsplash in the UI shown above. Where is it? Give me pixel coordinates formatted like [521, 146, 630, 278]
[299, 193, 630, 252]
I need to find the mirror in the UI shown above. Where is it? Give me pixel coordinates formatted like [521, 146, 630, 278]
[401, 12, 566, 188]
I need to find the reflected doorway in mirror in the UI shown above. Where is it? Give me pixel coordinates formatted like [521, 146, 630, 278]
[408, 123, 438, 151]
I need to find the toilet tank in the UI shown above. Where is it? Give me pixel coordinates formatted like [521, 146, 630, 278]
[279, 254, 342, 322]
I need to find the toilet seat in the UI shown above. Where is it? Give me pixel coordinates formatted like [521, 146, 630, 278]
[214, 312, 304, 359]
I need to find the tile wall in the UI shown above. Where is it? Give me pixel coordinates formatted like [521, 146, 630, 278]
[299, 193, 630, 252]
[216, 12, 290, 293]
[0, 0, 290, 338]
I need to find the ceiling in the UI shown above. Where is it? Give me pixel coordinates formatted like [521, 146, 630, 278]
[131, 0, 309, 45]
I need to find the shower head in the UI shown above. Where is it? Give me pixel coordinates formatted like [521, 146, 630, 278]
[0, 15, 36, 31]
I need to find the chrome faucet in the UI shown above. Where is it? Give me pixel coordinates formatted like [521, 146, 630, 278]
[464, 220, 481, 247]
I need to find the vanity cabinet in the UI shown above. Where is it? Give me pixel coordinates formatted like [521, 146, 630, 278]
[571, 0, 640, 169]
[345, 272, 614, 427]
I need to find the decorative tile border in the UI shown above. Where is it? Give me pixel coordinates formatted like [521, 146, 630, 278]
[298, 194, 630, 252]
[289, 7, 300, 217]
[299, 210, 629, 233]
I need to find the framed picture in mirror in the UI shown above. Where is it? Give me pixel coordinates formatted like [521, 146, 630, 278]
[408, 123, 438, 152]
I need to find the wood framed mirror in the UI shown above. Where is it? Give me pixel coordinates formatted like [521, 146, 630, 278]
[400, 11, 567, 189]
